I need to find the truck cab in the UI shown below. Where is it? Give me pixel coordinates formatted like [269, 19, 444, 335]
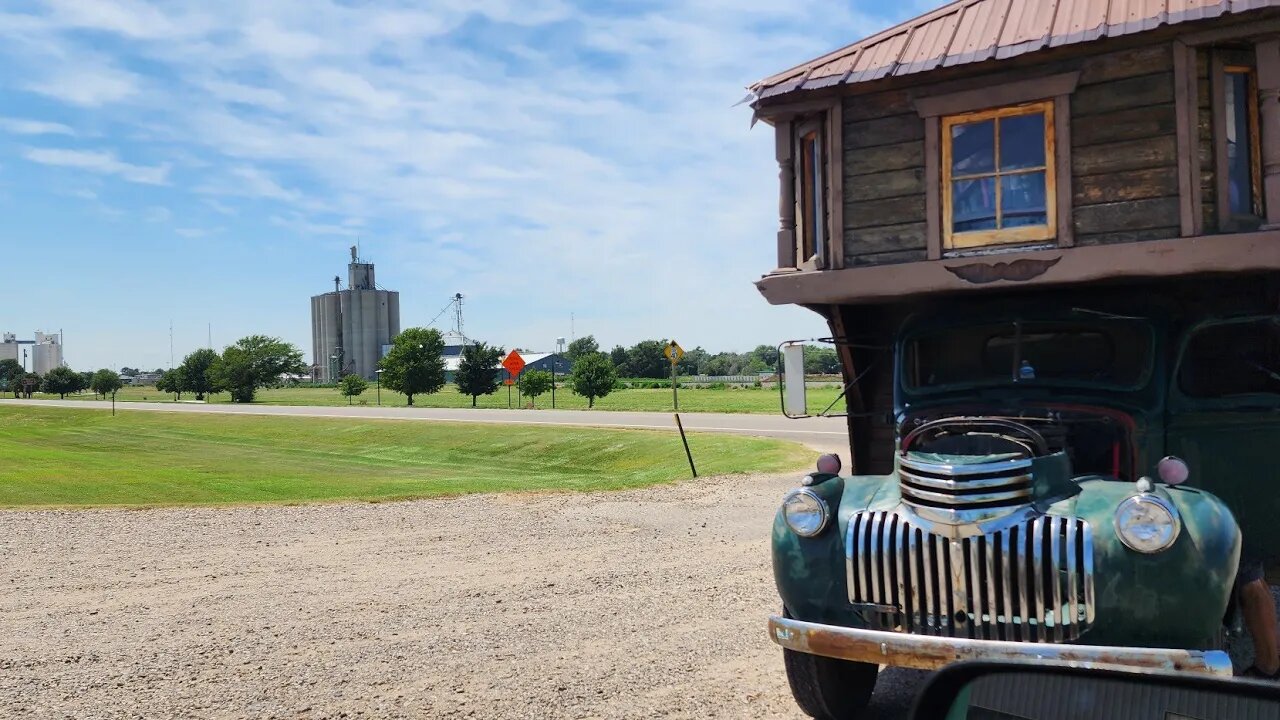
[748, 1, 1280, 717]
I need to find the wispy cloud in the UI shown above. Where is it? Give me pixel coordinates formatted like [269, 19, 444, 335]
[23, 147, 169, 185]
[0, 117, 74, 136]
[25, 63, 139, 106]
[0, 0, 896, 365]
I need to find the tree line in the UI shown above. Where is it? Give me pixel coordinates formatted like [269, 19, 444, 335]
[0, 359, 129, 400]
[561, 336, 840, 378]
[0, 331, 841, 405]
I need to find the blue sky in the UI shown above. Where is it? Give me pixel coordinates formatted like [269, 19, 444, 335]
[0, 0, 913, 371]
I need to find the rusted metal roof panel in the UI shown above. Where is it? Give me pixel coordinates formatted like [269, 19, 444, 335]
[945, 0, 1012, 67]
[847, 31, 912, 83]
[751, 0, 1280, 100]
[1049, 0, 1108, 46]
[997, 0, 1061, 58]
[896, 10, 963, 75]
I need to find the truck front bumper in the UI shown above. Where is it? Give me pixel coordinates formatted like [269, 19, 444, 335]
[769, 615, 1233, 677]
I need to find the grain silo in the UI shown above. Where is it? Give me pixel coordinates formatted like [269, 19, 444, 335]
[310, 247, 400, 381]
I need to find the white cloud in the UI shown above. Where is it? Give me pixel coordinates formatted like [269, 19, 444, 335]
[26, 64, 139, 106]
[144, 205, 171, 223]
[0, 0, 899, 354]
[0, 117, 75, 136]
[175, 226, 221, 238]
[23, 147, 169, 185]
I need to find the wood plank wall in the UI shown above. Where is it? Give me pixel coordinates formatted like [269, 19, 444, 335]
[841, 42, 1183, 264]
[1198, 48, 1216, 231]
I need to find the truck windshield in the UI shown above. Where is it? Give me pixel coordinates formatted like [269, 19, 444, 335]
[904, 320, 1153, 392]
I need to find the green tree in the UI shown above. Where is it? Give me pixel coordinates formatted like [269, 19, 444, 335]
[78, 371, 94, 393]
[750, 344, 780, 368]
[178, 348, 222, 400]
[90, 369, 124, 399]
[0, 358, 23, 396]
[212, 335, 306, 404]
[16, 372, 39, 398]
[517, 369, 553, 408]
[41, 366, 81, 399]
[625, 340, 670, 379]
[804, 346, 841, 375]
[678, 346, 710, 376]
[609, 345, 628, 372]
[156, 368, 183, 400]
[455, 342, 503, 407]
[565, 335, 599, 362]
[569, 352, 618, 408]
[377, 327, 446, 406]
[338, 374, 368, 404]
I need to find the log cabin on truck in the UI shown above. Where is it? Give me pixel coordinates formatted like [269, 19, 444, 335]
[751, 3, 1280, 718]
[751, 0, 1280, 476]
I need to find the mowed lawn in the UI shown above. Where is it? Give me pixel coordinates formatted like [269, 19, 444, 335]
[38, 382, 844, 414]
[0, 406, 812, 508]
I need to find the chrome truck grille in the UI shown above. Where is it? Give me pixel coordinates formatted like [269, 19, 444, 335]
[847, 512, 1095, 642]
[898, 454, 1033, 514]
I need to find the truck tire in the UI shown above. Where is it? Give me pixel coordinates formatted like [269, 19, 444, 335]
[783, 646, 878, 720]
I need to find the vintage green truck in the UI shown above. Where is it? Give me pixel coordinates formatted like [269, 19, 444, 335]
[747, 0, 1280, 717]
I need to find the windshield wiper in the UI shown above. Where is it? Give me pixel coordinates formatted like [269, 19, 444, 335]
[1070, 307, 1147, 321]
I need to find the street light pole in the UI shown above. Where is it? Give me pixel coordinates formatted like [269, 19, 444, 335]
[553, 337, 565, 409]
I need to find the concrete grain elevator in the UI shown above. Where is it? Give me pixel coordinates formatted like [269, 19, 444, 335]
[311, 247, 400, 381]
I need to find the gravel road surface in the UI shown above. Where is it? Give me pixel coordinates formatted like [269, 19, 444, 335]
[0, 472, 926, 719]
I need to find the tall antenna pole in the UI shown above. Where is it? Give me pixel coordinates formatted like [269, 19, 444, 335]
[453, 293, 465, 342]
[571, 313, 575, 343]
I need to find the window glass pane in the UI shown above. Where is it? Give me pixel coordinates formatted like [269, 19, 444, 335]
[951, 119, 995, 175]
[952, 177, 997, 232]
[1000, 172, 1048, 228]
[1180, 319, 1280, 398]
[907, 321, 1152, 391]
[1226, 72, 1255, 216]
[999, 113, 1046, 170]
[810, 135, 824, 255]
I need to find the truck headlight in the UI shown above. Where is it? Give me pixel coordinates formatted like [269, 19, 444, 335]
[1114, 494, 1181, 553]
[782, 489, 829, 537]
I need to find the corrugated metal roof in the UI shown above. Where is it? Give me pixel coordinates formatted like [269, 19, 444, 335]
[752, 0, 1280, 100]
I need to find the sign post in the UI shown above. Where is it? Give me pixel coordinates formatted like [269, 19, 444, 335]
[664, 340, 684, 411]
[501, 350, 526, 410]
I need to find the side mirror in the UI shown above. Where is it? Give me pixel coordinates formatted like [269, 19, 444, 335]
[911, 662, 1276, 720]
[780, 342, 807, 418]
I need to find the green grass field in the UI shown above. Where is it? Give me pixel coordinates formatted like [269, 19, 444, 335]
[37, 382, 846, 414]
[0, 405, 811, 508]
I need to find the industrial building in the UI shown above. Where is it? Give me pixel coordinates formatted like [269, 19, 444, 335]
[0, 333, 17, 363]
[32, 331, 63, 375]
[310, 247, 400, 381]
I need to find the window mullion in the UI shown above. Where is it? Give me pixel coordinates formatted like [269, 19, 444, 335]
[994, 116, 1003, 230]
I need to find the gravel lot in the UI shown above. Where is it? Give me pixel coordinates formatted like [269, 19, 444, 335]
[0, 472, 927, 720]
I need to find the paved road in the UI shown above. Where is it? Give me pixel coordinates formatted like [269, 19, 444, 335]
[2, 398, 849, 453]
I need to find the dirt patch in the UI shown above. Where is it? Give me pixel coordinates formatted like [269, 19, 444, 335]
[0, 472, 891, 719]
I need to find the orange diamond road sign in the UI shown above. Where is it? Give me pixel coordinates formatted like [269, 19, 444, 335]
[502, 350, 526, 377]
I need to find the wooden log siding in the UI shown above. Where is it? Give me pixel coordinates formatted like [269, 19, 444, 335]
[839, 42, 1184, 264]
[1198, 48, 1217, 232]
[842, 97, 929, 263]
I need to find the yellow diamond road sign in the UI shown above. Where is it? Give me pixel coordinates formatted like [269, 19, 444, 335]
[665, 341, 684, 364]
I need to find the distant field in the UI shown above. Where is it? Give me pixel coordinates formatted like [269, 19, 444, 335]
[0, 405, 811, 508]
[35, 383, 846, 414]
